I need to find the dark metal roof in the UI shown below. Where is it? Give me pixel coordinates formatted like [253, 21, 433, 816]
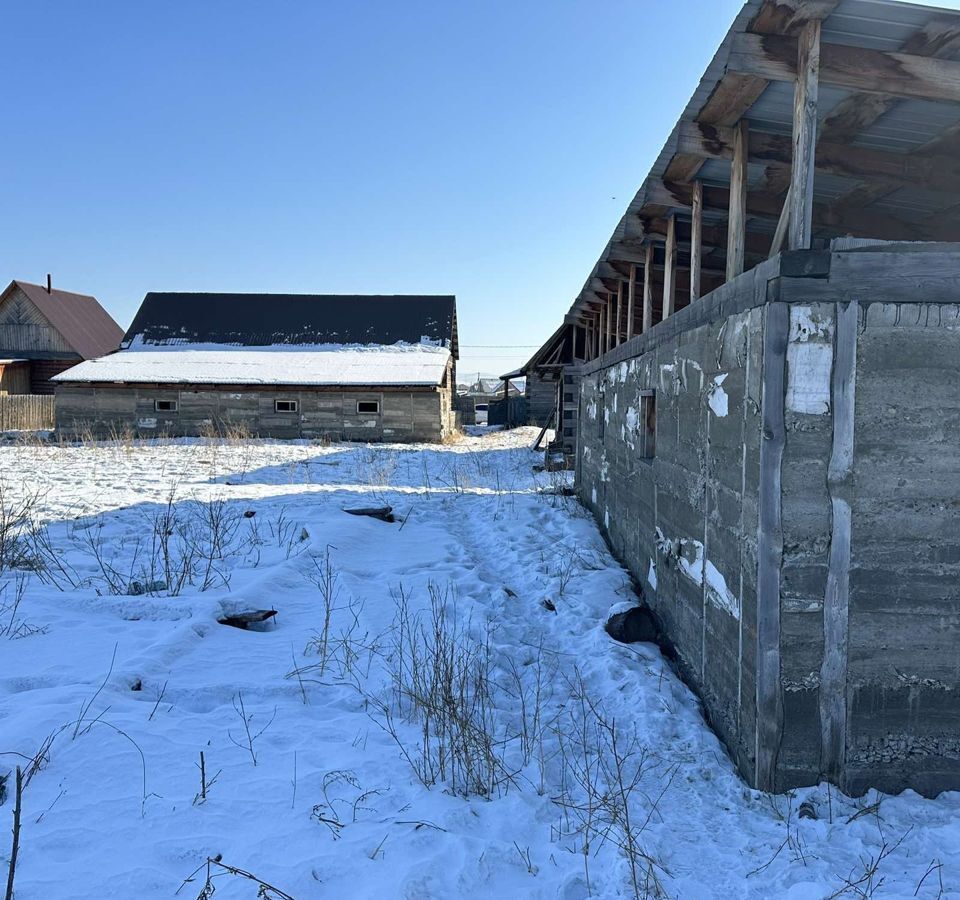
[122, 293, 459, 358]
[6, 281, 124, 359]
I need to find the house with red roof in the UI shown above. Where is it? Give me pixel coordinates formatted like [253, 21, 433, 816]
[0, 277, 123, 394]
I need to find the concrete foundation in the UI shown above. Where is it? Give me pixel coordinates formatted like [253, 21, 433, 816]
[576, 243, 960, 797]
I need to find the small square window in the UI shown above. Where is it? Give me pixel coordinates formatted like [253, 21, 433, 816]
[563, 409, 573, 420]
[564, 392, 574, 403]
[154, 399, 178, 412]
[357, 400, 380, 414]
[274, 399, 299, 413]
[563, 427, 573, 437]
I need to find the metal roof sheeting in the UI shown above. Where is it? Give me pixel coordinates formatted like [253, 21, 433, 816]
[564, 0, 960, 323]
[8, 281, 124, 359]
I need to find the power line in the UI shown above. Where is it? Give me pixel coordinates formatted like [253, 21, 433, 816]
[459, 344, 538, 348]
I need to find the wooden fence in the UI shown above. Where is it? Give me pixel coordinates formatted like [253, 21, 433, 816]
[0, 395, 55, 432]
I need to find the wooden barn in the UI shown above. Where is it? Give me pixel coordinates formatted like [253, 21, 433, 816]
[0, 278, 123, 394]
[54, 292, 459, 441]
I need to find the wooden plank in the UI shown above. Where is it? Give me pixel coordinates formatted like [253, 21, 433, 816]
[755, 301, 788, 792]
[788, 20, 820, 251]
[818, 16, 960, 146]
[820, 299, 858, 782]
[645, 178, 947, 242]
[642, 243, 654, 333]
[697, 73, 768, 126]
[726, 120, 748, 281]
[663, 152, 706, 184]
[600, 299, 607, 355]
[690, 181, 703, 302]
[676, 121, 960, 195]
[729, 31, 960, 104]
[615, 281, 623, 346]
[769, 184, 792, 258]
[626, 264, 636, 340]
[749, 0, 840, 35]
[662, 215, 677, 318]
[818, 93, 895, 144]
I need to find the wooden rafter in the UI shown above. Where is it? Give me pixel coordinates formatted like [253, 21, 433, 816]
[729, 32, 960, 104]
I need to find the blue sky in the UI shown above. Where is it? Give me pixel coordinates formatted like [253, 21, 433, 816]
[3, 0, 955, 377]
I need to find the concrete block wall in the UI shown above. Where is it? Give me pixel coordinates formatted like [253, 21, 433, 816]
[577, 295, 766, 783]
[578, 245, 960, 797]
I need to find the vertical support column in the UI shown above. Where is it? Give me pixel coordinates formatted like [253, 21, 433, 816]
[626, 264, 636, 341]
[820, 300, 857, 782]
[614, 280, 623, 346]
[605, 292, 613, 353]
[663, 215, 677, 319]
[642, 243, 654, 333]
[756, 301, 788, 791]
[600, 300, 607, 356]
[788, 20, 821, 251]
[595, 310, 601, 357]
[691, 181, 703, 302]
[726, 119, 748, 282]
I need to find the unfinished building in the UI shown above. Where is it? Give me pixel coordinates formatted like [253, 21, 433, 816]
[536, 0, 960, 796]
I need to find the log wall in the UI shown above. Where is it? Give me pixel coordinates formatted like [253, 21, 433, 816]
[55, 383, 453, 443]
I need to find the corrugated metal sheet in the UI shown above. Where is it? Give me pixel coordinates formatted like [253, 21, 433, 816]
[10, 281, 124, 360]
[124, 293, 459, 356]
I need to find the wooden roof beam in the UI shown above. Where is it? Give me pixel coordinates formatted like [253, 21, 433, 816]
[748, 0, 841, 36]
[645, 179, 950, 242]
[676, 122, 960, 195]
[729, 32, 960, 104]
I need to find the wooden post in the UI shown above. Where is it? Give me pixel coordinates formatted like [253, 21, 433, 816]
[626, 264, 636, 340]
[726, 119, 748, 281]
[663, 215, 677, 319]
[642, 243, 654, 333]
[769, 183, 792, 258]
[788, 20, 821, 251]
[615, 281, 624, 345]
[605, 293, 614, 352]
[690, 181, 703, 301]
[600, 302, 607, 355]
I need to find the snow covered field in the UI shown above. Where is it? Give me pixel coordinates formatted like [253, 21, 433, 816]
[1, 427, 958, 899]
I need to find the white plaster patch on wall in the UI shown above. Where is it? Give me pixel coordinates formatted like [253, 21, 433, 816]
[586, 399, 597, 420]
[617, 361, 628, 383]
[659, 363, 677, 396]
[591, 486, 597, 504]
[682, 358, 704, 392]
[625, 405, 639, 434]
[667, 534, 741, 621]
[647, 558, 657, 591]
[707, 373, 729, 418]
[604, 507, 610, 529]
[704, 560, 740, 619]
[786, 305, 834, 415]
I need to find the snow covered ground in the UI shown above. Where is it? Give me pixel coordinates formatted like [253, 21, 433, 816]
[0, 427, 958, 899]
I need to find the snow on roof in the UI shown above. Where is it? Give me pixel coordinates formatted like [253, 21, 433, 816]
[52, 343, 452, 387]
